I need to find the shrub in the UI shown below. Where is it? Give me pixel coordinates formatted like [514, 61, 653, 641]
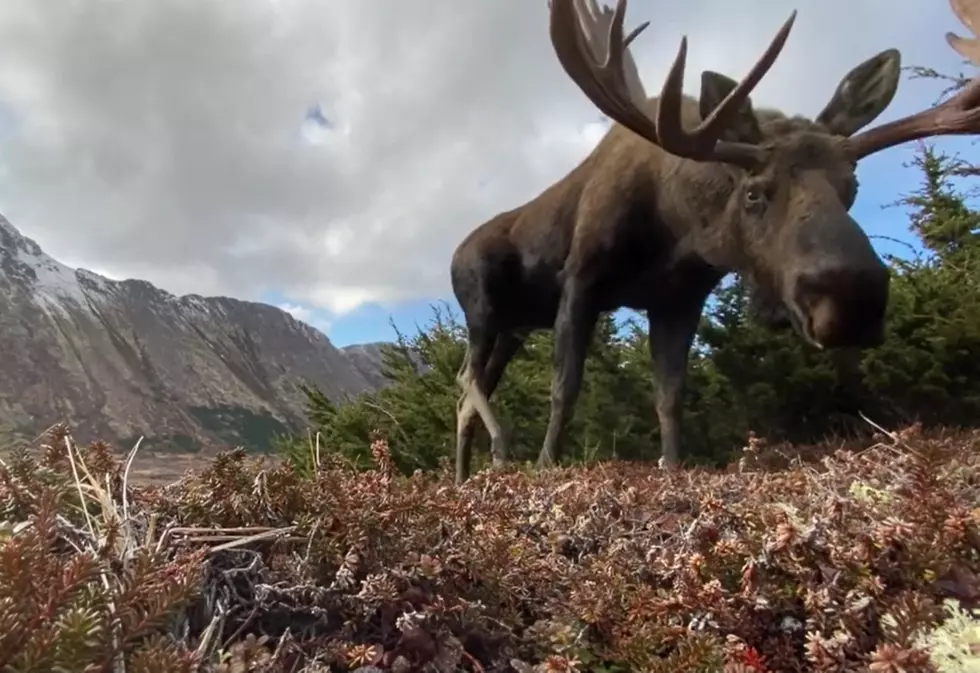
[3, 423, 980, 672]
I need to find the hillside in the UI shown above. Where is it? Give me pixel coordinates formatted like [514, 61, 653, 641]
[338, 342, 391, 389]
[0, 215, 388, 452]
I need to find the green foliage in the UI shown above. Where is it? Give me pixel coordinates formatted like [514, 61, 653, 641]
[903, 146, 980, 259]
[859, 147, 980, 426]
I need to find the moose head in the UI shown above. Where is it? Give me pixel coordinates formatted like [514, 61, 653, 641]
[549, 0, 980, 349]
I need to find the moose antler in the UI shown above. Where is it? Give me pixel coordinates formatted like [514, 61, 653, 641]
[548, 0, 797, 167]
[548, 0, 647, 103]
[846, 0, 980, 159]
[947, 0, 980, 63]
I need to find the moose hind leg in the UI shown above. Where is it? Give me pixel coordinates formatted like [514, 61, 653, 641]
[455, 332, 525, 478]
[455, 347, 477, 485]
[648, 305, 703, 469]
[538, 282, 597, 468]
[455, 329, 510, 484]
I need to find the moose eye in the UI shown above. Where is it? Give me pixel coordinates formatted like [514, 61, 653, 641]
[744, 185, 766, 209]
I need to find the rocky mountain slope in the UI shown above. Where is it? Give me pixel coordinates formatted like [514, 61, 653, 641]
[339, 342, 391, 390]
[0, 215, 387, 452]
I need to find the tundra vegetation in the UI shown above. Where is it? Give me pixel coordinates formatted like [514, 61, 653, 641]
[4, 0, 980, 671]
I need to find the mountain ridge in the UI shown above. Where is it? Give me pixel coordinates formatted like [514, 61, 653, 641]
[0, 215, 389, 452]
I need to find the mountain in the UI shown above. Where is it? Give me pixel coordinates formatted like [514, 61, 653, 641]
[339, 342, 391, 389]
[340, 342, 430, 388]
[0, 215, 388, 452]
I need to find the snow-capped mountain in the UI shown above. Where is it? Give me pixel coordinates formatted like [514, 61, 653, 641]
[0, 215, 383, 451]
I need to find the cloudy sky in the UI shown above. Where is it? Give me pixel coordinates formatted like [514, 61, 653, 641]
[0, 0, 974, 346]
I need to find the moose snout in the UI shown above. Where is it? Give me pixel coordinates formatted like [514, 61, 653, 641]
[791, 262, 890, 349]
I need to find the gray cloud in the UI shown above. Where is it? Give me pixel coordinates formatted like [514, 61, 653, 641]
[0, 0, 966, 315]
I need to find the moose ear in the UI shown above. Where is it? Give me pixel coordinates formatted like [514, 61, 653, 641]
[815, 48, 901, 137]
[700, 71, 763, 144]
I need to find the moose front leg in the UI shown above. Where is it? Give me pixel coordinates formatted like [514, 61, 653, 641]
[538, 280, 597, 468]
[648, 302, 704, 469]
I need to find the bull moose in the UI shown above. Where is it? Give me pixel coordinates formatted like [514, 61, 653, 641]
[450, 0, 980, 485]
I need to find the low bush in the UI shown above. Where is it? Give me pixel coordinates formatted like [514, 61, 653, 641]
[2, 423, 980, 672]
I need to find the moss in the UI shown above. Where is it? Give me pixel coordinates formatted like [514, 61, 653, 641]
[913, 599, 980, 672]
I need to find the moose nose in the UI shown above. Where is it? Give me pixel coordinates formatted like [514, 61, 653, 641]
[792, 263, 890, 349]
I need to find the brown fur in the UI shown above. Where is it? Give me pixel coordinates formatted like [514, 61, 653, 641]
[449, 42, 904, 485]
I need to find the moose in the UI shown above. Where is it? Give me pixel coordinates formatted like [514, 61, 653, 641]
[450, 0, 980, 485]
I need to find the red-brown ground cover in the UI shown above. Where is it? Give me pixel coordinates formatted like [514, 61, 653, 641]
[2, 423, 979, 672]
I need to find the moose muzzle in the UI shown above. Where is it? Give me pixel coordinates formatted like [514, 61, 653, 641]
[790, 260, 890, 349]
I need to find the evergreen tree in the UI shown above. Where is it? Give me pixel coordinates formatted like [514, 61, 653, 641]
[860, 144, 980, 425]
